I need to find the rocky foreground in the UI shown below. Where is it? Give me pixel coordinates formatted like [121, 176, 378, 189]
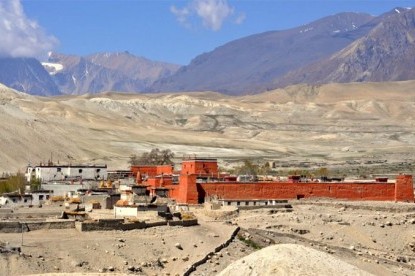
[0, 200, 414, 275]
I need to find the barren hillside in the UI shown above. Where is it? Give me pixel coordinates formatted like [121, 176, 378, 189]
[1, 81, 415, 173]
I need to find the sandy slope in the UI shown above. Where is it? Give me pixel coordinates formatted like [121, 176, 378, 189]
[218, 244, 374, 276]
[0, 81, 415, 172]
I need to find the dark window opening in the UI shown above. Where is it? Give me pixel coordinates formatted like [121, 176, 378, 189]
[79, 169, 83, 173]
[57, 168, 61, 172]
[297, 194, 305, 200]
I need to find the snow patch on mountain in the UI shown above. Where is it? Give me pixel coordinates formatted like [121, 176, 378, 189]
[41, 62, 64, 75]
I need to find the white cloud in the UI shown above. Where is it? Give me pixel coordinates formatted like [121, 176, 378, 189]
[170, 5, 192, 28]
[171, 0, 245, 31]
[194, 0, 234, 31]
[235, 12, 246, 25]
[0, 0, 58, 59]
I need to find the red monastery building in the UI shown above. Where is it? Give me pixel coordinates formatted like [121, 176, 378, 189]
[131, 158, 414, 204]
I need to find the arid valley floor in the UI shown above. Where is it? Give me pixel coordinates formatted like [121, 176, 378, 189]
[1, 81, 415, 175]
[0, 200, 414, 275]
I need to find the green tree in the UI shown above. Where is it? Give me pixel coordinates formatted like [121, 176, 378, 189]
[129, 148, 175, 165]
[258, 162, 272, 175]
[30, 177, 42, 191]
[314, 167, 329, 178]
[0, 172, 27, 194]
[235, 160, 259, 176]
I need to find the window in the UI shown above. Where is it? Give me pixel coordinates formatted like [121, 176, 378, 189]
[245, 201, 249, 206]
[237, 201, 240, 206]
[79, 169, 83, 173]
[46, 195, 50, 200]
[24, 199, 27, 203]
[96, 169, 101, 173]
[57, 168, 61, 172]
[39, 195, 44, 200]
[227, 202, 231, 206]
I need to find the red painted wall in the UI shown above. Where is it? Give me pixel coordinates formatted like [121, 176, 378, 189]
[181, 160, 218, 176]
[395, 175, 414, 202]
[199, 182, 398, 202]
[131, 165, 173, 177]
[146, 176, 173, 188]
[133, 158, 414, 204]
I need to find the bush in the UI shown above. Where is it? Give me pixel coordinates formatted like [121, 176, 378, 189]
[50, 196, 65, 202]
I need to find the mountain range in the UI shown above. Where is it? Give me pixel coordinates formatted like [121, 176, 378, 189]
[45, 52, 180, 95]
[0, 7, 414, 96]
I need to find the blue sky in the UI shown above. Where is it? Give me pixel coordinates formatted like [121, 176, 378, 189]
[2, 0, 415, 65]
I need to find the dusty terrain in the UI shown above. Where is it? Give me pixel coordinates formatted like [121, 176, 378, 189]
[0, 208, 239, 276]
[0, 81, 415, 173]
[0, 200, 414, 275]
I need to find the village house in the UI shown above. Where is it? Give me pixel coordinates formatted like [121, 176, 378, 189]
[0, 190, 53, 207]
[25, 163, 108, 183]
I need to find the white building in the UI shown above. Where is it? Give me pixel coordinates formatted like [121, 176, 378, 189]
[26, 164, 107, 183]
[0, 190, 53, 207]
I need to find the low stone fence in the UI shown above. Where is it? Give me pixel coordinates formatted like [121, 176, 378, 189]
[0, 210, 62, 220]
[290, 200, 415, 212]
[168, 219, 198, 227]
[238, 203, 293, 210]
[76, 218, 198, 232]
[0, 220, 75, 233]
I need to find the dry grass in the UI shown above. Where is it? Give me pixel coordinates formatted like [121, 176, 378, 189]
[50, 196, 65, 202]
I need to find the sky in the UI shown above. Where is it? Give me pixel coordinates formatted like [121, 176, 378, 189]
[1, 0, 415, 65]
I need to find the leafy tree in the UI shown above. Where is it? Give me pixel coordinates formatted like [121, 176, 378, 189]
[30, 177, 42, 191]
[129, 148, 174, 165]
[234, 160, 259, 176]
[314, 167, 329, 177]
[233, 160, 275, 176]
[0, 172, 26, 194]
[258, 162, 272, 175]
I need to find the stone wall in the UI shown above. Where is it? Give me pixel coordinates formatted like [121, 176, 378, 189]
[0, 220, 75, 233]
[76, 218, 198, 231]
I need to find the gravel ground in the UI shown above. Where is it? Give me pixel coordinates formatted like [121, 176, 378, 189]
[0, 200, 414, 275]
